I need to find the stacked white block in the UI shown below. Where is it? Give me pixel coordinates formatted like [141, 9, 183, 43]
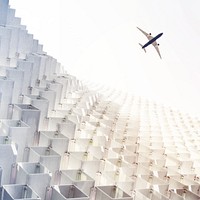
[0, 77, 13, 119]
[59, 169, 95, 196]
[2, 184, 41, 200]
[22, 95, 49, 130]
[16, 163, 51, 200]
[0, 136, 17, 185]
[0, 0, 200, 199]
[12, 104, 40, 146]
[49, 185, 89, 200]
[0, 120, 30, 162]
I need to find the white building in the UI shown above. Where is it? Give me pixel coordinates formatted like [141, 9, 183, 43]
[0, 0, 200, 199]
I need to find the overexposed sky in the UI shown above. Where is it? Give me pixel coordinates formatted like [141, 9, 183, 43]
[9, 0, 200, 116]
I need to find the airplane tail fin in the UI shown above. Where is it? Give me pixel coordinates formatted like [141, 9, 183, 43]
[139, 43, 146, 53]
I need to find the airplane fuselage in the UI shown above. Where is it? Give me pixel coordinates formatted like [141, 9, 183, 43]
[142, 33, 163, 49]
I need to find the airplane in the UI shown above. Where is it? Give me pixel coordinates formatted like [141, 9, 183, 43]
[137, 27, 163, 59]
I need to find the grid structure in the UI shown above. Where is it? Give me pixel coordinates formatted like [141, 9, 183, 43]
[0, 0, 200, 199]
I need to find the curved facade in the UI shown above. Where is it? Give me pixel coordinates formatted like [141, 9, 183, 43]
[0, 0, 200, 199]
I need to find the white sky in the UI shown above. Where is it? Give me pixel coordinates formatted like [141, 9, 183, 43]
[9, 0, 200, 117]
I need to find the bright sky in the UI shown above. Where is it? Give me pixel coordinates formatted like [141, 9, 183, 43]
[9, 0, 200, 117]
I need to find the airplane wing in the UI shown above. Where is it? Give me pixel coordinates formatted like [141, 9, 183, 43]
[152, 42, 162, 59]
[137, 27, 153, 40]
